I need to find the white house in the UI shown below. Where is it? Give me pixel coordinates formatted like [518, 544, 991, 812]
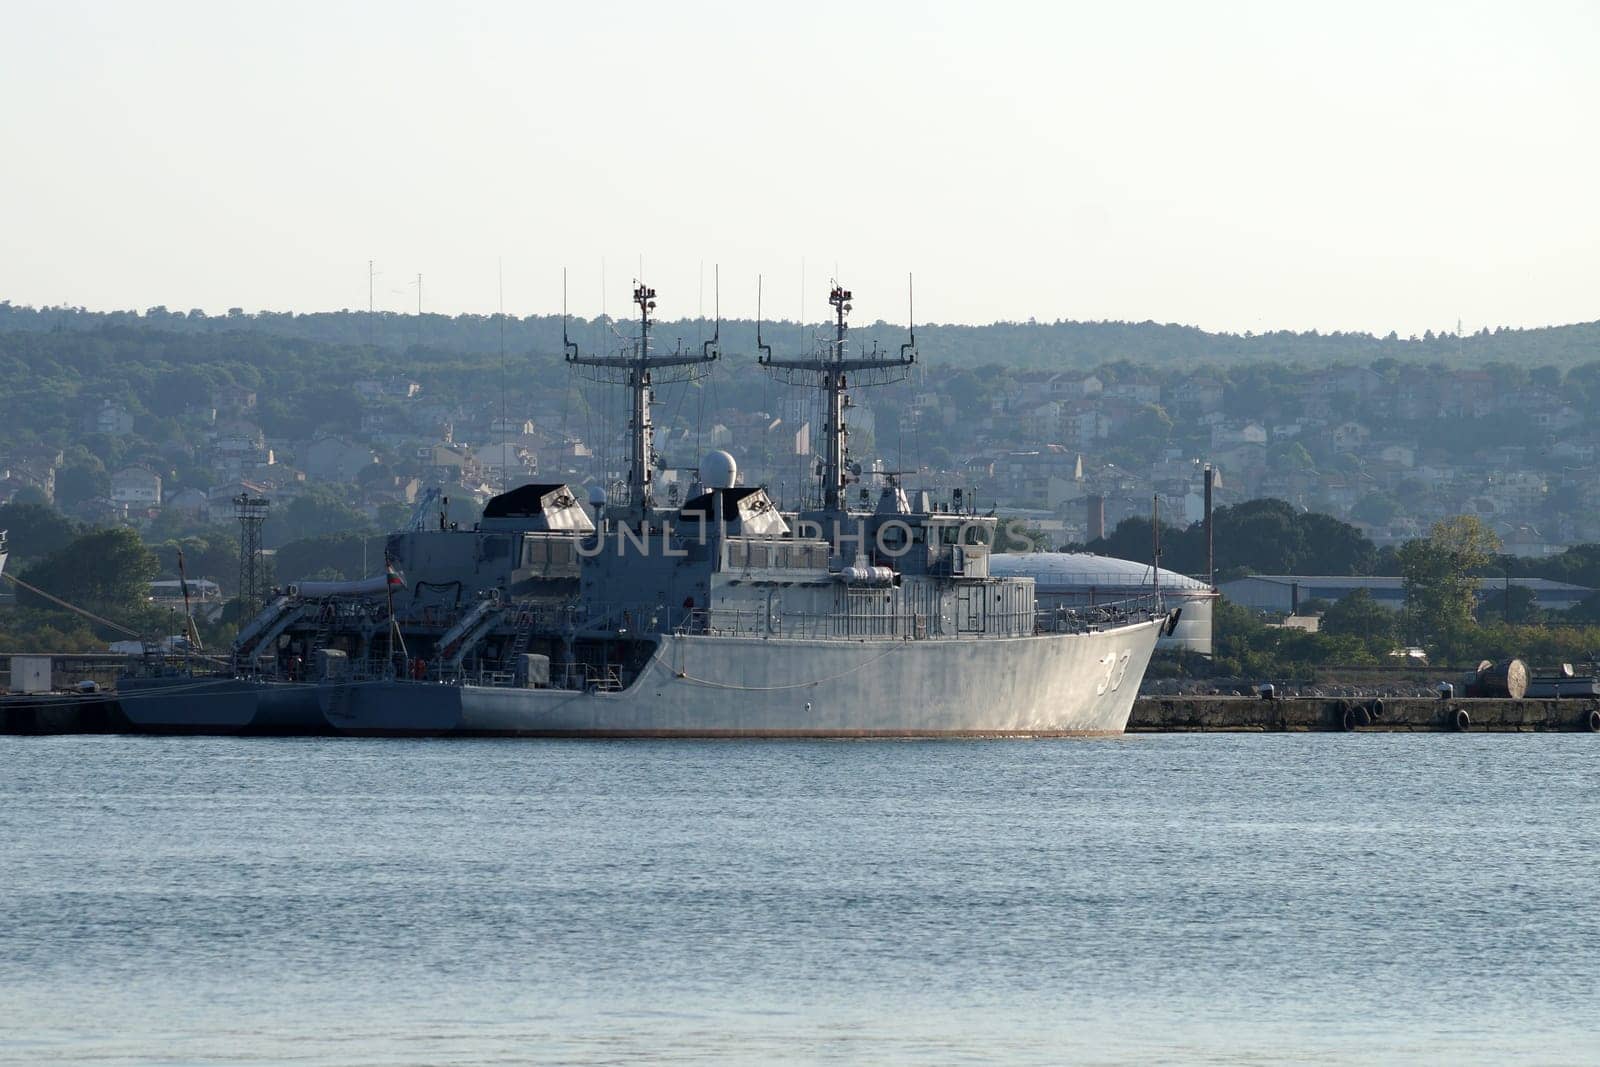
[110, 466, 162, 508]
[1210, 422, 1267, 449]
[1045, 374, 1103, 401]
[85, 401, 134, 436]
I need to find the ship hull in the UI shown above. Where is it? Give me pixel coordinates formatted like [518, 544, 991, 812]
[319, 619, 1163, 737]
[116, 675, 327, 733]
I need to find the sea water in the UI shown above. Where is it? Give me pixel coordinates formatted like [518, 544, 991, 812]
[2, 734, 1596, 1065]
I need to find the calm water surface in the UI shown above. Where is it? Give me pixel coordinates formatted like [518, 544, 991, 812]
[1, 734, 1596, 1065]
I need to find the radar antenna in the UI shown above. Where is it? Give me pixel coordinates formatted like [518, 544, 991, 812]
[561, 268, 579, 362]
[703, 264, 721, 362]
[902, 273, 917, 363]
[756, 274, 772, 364]
[758, 275, 917, 513]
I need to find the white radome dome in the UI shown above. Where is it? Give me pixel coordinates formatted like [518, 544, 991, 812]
[701, 450, 738, 489]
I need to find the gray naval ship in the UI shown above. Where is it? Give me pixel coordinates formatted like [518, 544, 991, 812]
[122, 279, 1172, 736]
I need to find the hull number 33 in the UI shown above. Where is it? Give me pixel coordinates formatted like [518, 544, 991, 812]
[1096, 650, 1132, 696]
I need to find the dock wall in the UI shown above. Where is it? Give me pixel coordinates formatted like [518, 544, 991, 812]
[1128, 696, 1600, 732]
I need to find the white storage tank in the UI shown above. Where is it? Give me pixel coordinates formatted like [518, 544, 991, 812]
[988, 553, 1216, 655]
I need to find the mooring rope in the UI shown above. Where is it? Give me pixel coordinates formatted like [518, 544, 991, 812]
[0, 571, 143, 638]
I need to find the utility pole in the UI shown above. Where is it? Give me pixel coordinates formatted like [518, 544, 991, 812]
[1152, 493, 1161, 602]
[1204, 463, 1215, 590]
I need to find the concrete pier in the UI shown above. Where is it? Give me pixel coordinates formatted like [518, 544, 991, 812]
[1128, 695, 1600, 733]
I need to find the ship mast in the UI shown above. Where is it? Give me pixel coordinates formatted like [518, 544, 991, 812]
[565, 272, 719, 524]
[759, 277, 916, 513]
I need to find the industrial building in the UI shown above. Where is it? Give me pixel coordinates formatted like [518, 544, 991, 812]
[1219, 574, 1596, 615]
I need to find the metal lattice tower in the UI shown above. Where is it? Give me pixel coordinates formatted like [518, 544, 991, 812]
[234, 493, 269, 615]
[758, 277, 917, 513]
[564, 270, 719, 522]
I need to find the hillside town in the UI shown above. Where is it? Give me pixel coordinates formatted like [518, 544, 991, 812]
[3, 355, 1593, 561]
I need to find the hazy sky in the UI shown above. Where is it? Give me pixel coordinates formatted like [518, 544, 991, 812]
[2, 0, 1595, 335]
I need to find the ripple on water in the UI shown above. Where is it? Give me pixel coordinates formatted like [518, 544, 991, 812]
[1, 734, 1597, 1065]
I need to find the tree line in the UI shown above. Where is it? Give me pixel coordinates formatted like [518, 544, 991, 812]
[5, 299, 1600, 370]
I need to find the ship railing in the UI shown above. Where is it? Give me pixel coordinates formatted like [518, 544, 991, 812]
[957, 607, 1040, 638]
[684, 606, 1039, 641]
[123, 651, 235, 679]
[574, 600, 950, 638]
[544, 662, 623, 692]
[777, 609, 929, 639]
[1035, 593, 1165, 635]
[571, 602, 696, 637]
[415, 661, 622, 692]
[579, 597, 1157, 642]
[692, 606, 768, 637]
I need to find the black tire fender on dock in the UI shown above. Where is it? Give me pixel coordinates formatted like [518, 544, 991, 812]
[1335, 700, 1354, 731]
[1352, 706, 1372, 728]
[1584, 708, 1600, 733]
[1367, 698, 1384, 720]
[1450, 706, 1471, 732]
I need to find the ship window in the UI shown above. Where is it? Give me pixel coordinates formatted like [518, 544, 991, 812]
[550, 542, 573, 564]
[728, 541, 748, 568]
[481, 535, 510, 561]
[939, 525, 960, 545]
[749, 543, 770, 568]
[880, 525, 906, 549]
[963, 525, 990, 546]
[524, 539, 548, 565]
